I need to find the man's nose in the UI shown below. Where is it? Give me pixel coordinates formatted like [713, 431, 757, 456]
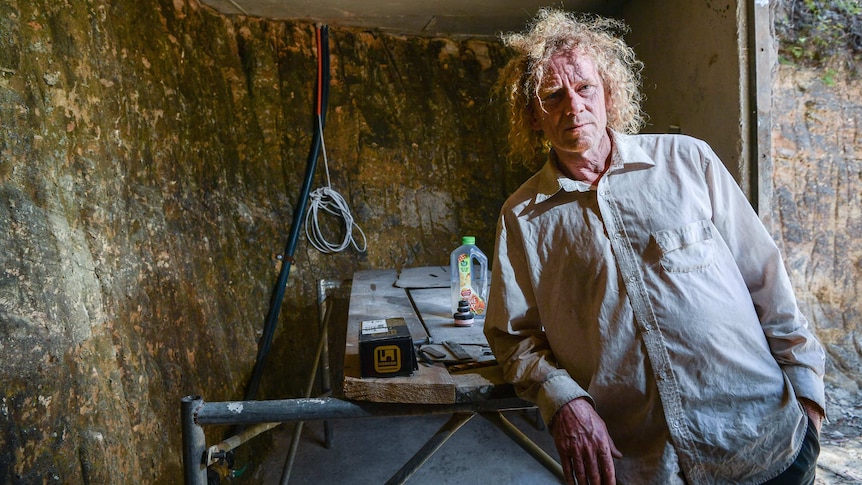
[564, 90, 584, 116]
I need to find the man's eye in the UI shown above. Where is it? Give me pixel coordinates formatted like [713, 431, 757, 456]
[541, 91, 562, 102]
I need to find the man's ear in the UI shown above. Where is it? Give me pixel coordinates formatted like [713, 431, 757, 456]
[529, 104, 543, 131]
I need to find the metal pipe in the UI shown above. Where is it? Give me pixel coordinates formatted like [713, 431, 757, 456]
[317, 279, 341, 448]
[279, 297, 334, 484]
[480, 411, 564, 481]
[195, 396, 533, 426]
[384, 413, 475, 485]
[181, 396, 208, 485]
[280, 422, 304, 485]
[317, 279, 341, 437]
[205, 421, 281, 466]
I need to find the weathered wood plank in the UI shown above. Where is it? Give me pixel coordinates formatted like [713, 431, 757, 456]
[408, 287, 488, 346]
[342, 363, 456, 404]
[394, 265, 449, 289]
[345, 269, 428, 343]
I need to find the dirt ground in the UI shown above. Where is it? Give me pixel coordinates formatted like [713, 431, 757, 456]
[815, 383, 862, 483]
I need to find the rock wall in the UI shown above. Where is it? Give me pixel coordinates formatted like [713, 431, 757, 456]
[0, 0, 521, 482]
[772, 63, 862, 391]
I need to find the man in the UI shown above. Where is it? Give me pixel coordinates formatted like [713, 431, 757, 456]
[484, 9, 826, 485]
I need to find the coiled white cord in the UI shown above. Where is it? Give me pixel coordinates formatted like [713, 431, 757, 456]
[304, 119, 367, 254]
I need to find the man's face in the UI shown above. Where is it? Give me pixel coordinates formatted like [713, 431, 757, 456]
[530, 51, 609, 159]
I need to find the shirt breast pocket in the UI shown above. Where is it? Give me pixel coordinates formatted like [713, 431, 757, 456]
[653, 219, 715, 273]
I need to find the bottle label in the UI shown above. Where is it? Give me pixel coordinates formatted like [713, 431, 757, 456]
[457, 253, 485, 315]
[458, 253, 471, 297]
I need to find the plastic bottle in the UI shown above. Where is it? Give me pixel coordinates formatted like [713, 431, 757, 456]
[450, 236, 489, 318]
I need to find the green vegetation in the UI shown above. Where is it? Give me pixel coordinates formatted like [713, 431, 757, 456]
[776, 0, 862, 65]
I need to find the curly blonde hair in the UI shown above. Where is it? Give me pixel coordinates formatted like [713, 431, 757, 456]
[496, 8, 646, 169]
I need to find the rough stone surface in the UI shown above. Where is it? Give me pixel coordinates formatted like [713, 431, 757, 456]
[0, 0, 524, 482]
[771, 63, 862, 392]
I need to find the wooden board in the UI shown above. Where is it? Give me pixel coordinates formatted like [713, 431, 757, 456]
[394, 265, 449, 288]
[408, 287, 488, 347]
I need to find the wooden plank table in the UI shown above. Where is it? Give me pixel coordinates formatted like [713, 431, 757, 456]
[340, 268, 563, 484]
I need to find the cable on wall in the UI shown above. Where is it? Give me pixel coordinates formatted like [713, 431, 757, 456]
[304, 117, 367, 254]
[243, 24, 330, 403]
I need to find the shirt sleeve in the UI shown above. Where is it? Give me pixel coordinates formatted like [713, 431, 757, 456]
[702, 142, 827, 412]
[484, 210, 592, 424]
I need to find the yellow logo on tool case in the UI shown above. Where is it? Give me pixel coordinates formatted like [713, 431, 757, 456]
[374, 345, 402, 373]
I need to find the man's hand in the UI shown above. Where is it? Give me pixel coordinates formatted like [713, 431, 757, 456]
[551, 398, 622, 485]
[799, 397, 824, 434]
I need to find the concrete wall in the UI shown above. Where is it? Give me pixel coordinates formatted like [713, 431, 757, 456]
[624, 0, 747, 189]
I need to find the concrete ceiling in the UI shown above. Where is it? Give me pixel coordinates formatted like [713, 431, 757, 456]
[200, 0, 628, 37]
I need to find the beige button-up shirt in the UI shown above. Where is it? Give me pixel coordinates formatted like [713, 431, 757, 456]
[484, 131, 825, 484]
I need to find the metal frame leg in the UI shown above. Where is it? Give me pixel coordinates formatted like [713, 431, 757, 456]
[384, 413, 475, 485]
[317, 279, 340, 449]
[480, 411, 564, 481]
[182, 396, 208, 485]
[280, 279, 342, 485]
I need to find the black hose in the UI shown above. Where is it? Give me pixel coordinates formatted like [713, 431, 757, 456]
[244, 24, 330, 402]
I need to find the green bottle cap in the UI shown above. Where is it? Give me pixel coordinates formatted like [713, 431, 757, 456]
[461, 236, 475, 245]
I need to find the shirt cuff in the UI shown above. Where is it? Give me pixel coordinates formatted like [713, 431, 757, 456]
[783, 365, 826, 414]
[535, 370, 591, 425]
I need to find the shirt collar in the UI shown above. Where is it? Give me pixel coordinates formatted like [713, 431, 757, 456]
[534, 130, 656, 203]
